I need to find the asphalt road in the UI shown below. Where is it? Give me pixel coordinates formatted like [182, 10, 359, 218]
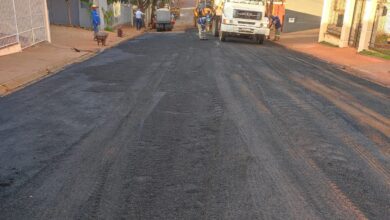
[1, 24, 389, 220]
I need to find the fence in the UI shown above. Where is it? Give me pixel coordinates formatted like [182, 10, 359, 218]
[0, 0, 48, 49]
[109, 3, 132, 28]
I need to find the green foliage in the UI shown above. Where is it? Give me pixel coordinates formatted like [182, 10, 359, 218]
[102, 7, 114, 30]
[360, 50, 390, 60]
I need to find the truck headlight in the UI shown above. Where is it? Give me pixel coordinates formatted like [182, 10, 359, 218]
[222, 19, 233, 24]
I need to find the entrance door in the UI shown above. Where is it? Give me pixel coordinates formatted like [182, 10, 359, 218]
[349, 0, 366, 47]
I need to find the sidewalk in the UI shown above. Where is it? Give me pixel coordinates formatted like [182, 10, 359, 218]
[276, 29, 390, 87]
[0, 25, 144, 96]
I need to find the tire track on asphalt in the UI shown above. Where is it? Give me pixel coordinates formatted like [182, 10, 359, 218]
[295, 77, 389, 137]
[70, 53, 178, 219]
[232, 43, 389, 218]
[247, 47, 372, 219]
[111, 34, 226, 219]
[0, 50, 161, 203]
[76, 51, 178, 220]
[90, 32, 203, 218]
[241, 42, 389, 162]
[285, 55, 390, 97]
[212, 46, 324, 219]
[214, 42, 384, 219]
[281, 87, 390, 184]
[0, 43, 178, 219]
[258, 59, 390, 179]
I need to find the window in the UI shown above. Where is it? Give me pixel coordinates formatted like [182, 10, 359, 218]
[327, 0, 346, 36]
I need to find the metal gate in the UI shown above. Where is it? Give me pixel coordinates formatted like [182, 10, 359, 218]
[0, 0, 48, 49]
[369, 0, 390, 50]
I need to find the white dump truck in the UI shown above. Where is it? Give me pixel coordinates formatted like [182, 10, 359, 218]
[156, 8, 173, 31]
[212, 0, 270, 44]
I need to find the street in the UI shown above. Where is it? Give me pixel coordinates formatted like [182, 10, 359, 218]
[1, 11, 389, 220]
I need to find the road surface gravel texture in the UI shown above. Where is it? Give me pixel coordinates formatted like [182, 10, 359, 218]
[0, 30, 389, 219]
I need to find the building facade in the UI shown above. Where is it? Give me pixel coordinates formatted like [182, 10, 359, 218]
[264, 0, 324, 33]
[319, 0, 390, 52]
[283, 0, 324, 33]
[47, 0, 133, 30]
[47, 0, 109, 29]
[1, 0, 133, 56]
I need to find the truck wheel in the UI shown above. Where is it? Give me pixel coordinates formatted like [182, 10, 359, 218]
[257, 34, 265, 44]
[212, 18, 219, 37]
[219, 31, 226, 42]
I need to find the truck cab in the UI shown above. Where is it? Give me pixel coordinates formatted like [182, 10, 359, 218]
[217, 0, 270, 44]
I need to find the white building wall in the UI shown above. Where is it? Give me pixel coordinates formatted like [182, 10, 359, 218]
[319, 0, 383, 51]
[358, 0, 379, 51]
[319, 0, 333, 42]
[339, 0, 356, 47]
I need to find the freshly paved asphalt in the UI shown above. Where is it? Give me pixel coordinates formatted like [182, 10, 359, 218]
[0, 22, 389, 220]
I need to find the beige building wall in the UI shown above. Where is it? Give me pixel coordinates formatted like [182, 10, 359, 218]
[283, 0, 324, 32]
[286, 0, 324, 16]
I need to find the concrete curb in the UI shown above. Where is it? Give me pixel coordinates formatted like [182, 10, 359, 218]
[0, 30, 145, 97]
